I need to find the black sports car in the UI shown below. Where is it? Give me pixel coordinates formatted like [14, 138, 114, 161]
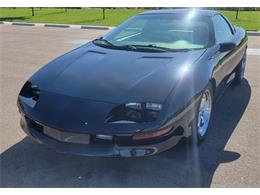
[18, 9, 247, 157]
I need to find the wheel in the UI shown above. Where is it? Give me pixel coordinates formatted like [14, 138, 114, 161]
[233, 50, 247, 84]
[191, 84, 213, 143]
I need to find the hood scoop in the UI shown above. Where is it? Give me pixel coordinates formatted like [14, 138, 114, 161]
[141, 56, 173, 59]
[87, 50, 107, 55]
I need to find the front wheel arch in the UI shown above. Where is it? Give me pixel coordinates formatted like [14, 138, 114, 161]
[209, 78, 216, 94]
[190, 82, 214, 143]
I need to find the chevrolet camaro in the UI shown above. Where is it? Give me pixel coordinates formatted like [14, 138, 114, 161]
[17, 9, 248, 157]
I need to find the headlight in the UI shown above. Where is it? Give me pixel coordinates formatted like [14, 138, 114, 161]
[145, 103, 162, 111]
[19, 81, 40, 108]
[106, 102, 163, 123]
[125, 102, 142, 110]
[20, 81, 40, 100]
[125, 102, 162, 111]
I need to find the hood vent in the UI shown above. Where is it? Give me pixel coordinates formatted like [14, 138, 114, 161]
[141, 56, 173, 59]
[87, 50, 107, 55]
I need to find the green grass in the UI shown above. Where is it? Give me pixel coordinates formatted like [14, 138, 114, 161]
[0, 8, 260, 30]
[219, 10, 260, 30]
[0, 8, 145, 26]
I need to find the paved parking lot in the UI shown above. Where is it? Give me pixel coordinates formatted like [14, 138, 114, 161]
[0, 24, 259, 187]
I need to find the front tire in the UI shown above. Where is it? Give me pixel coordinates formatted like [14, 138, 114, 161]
[191, 84, 213, 143]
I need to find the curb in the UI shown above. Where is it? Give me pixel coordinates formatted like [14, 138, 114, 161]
[247, 31, 260, 36]
[44, 24, 70, 28]
[1, 21, 259, 35]
[81, 25, 112, 30]
[12, 22, 35, 26]
[0, 21, 113, 30]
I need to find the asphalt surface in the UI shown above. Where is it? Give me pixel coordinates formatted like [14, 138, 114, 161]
[0, 24, 259, 187]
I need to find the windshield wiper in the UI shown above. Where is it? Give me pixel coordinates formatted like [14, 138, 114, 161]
[93, 39, 171, 52]
[129, 44, 170, 52]
[92, 38, 138, 51]
[120, 45, 200, 52]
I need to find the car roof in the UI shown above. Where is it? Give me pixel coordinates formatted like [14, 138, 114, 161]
[139, 8, 219, 17]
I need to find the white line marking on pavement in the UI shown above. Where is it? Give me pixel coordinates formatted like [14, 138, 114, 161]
[247, 48, 260, 56]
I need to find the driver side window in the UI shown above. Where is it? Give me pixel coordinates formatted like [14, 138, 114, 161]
[212, 15, 233, 44]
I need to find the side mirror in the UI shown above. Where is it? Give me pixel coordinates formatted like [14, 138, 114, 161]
[96, 35, 103, 40]
[219, 42, 236, 52]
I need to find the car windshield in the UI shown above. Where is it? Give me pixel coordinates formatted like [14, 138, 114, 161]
[100, 13, 212, 51]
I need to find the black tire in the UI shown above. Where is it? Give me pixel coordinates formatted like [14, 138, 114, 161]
[190, 83, 214, 144]
[233, 51, 247, 85]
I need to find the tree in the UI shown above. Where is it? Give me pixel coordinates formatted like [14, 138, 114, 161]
[102, 8, 105, 20]
[236, 8, 239, 19]
[31, 7, 35, 16]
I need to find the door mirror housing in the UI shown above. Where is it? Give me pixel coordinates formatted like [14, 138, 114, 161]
[96, 35, 103, 40]
[219, 42, 236, 52]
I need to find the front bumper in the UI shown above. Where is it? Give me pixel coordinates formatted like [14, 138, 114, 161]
[18, 95, 199, 157]
[19, 113, 188, 157]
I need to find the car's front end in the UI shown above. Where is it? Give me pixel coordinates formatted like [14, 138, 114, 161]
[17, 72, 202, 157]
[18, 91, 198, 157]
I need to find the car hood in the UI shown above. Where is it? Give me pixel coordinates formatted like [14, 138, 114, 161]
[30, 43, 206, 104]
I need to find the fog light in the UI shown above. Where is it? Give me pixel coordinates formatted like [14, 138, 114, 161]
[132, 127, 172, 141]
[96, 134, 113, 140]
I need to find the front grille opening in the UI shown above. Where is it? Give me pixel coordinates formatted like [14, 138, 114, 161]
[115, 136, 133, 146]
[171, 126, 184, 136]
[30, 120, 43, 133]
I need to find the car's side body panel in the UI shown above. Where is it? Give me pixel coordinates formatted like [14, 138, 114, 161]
[212, 26, 247, 98]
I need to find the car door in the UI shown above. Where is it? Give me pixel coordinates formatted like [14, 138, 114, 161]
[212, 14, 238, 87]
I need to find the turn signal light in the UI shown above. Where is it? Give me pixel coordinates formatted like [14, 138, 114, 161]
[132, 127, 172, 141]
